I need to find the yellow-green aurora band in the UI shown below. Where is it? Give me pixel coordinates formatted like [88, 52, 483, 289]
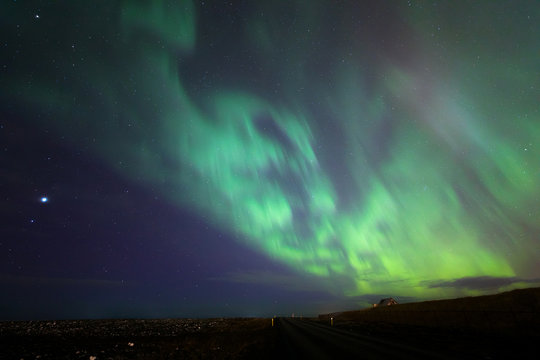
[3, 0, 539, 299]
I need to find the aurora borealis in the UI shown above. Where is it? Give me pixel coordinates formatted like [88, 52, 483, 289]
[1, 1, 539, 319]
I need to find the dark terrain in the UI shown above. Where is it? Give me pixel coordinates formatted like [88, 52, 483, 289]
[0, 318, 277, 359]
[2, 287, 539, 359]
[316, 287, 540, 359]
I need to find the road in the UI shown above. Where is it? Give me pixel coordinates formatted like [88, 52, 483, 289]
[276, 318, 453, 359]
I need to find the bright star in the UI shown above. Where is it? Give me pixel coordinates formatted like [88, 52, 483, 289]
[40, 197, 48, 203]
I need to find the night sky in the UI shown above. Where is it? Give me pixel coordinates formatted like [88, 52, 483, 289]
[1, 1, 539, 320]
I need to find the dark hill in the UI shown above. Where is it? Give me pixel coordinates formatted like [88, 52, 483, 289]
[320, 287, 540, 334]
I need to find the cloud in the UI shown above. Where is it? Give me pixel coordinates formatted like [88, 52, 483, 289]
[210, 270, 335, 293]
[425, 276, 540, 291]
[210, 270, 422, 309]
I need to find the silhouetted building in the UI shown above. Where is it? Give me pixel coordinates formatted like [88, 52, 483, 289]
[373, 297, 398, 307]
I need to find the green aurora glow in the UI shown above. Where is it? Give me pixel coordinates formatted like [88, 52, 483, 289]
[2, 0, 539, 300]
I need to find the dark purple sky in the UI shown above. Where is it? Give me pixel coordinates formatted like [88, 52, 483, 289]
[1, 1, 539, 320]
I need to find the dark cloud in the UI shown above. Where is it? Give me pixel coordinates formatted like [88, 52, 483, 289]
[426, 276, 540, 291]
[211, 270, 349, 294]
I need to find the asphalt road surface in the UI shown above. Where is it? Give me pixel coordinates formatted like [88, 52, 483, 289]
[276, 318, 454, 359]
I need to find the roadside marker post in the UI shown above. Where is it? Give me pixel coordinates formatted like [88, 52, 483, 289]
[272, 318, 274, 327]
[331, 317, 334, 326]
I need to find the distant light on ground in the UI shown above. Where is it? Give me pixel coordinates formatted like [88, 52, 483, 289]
[40, 197, 48, 203]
